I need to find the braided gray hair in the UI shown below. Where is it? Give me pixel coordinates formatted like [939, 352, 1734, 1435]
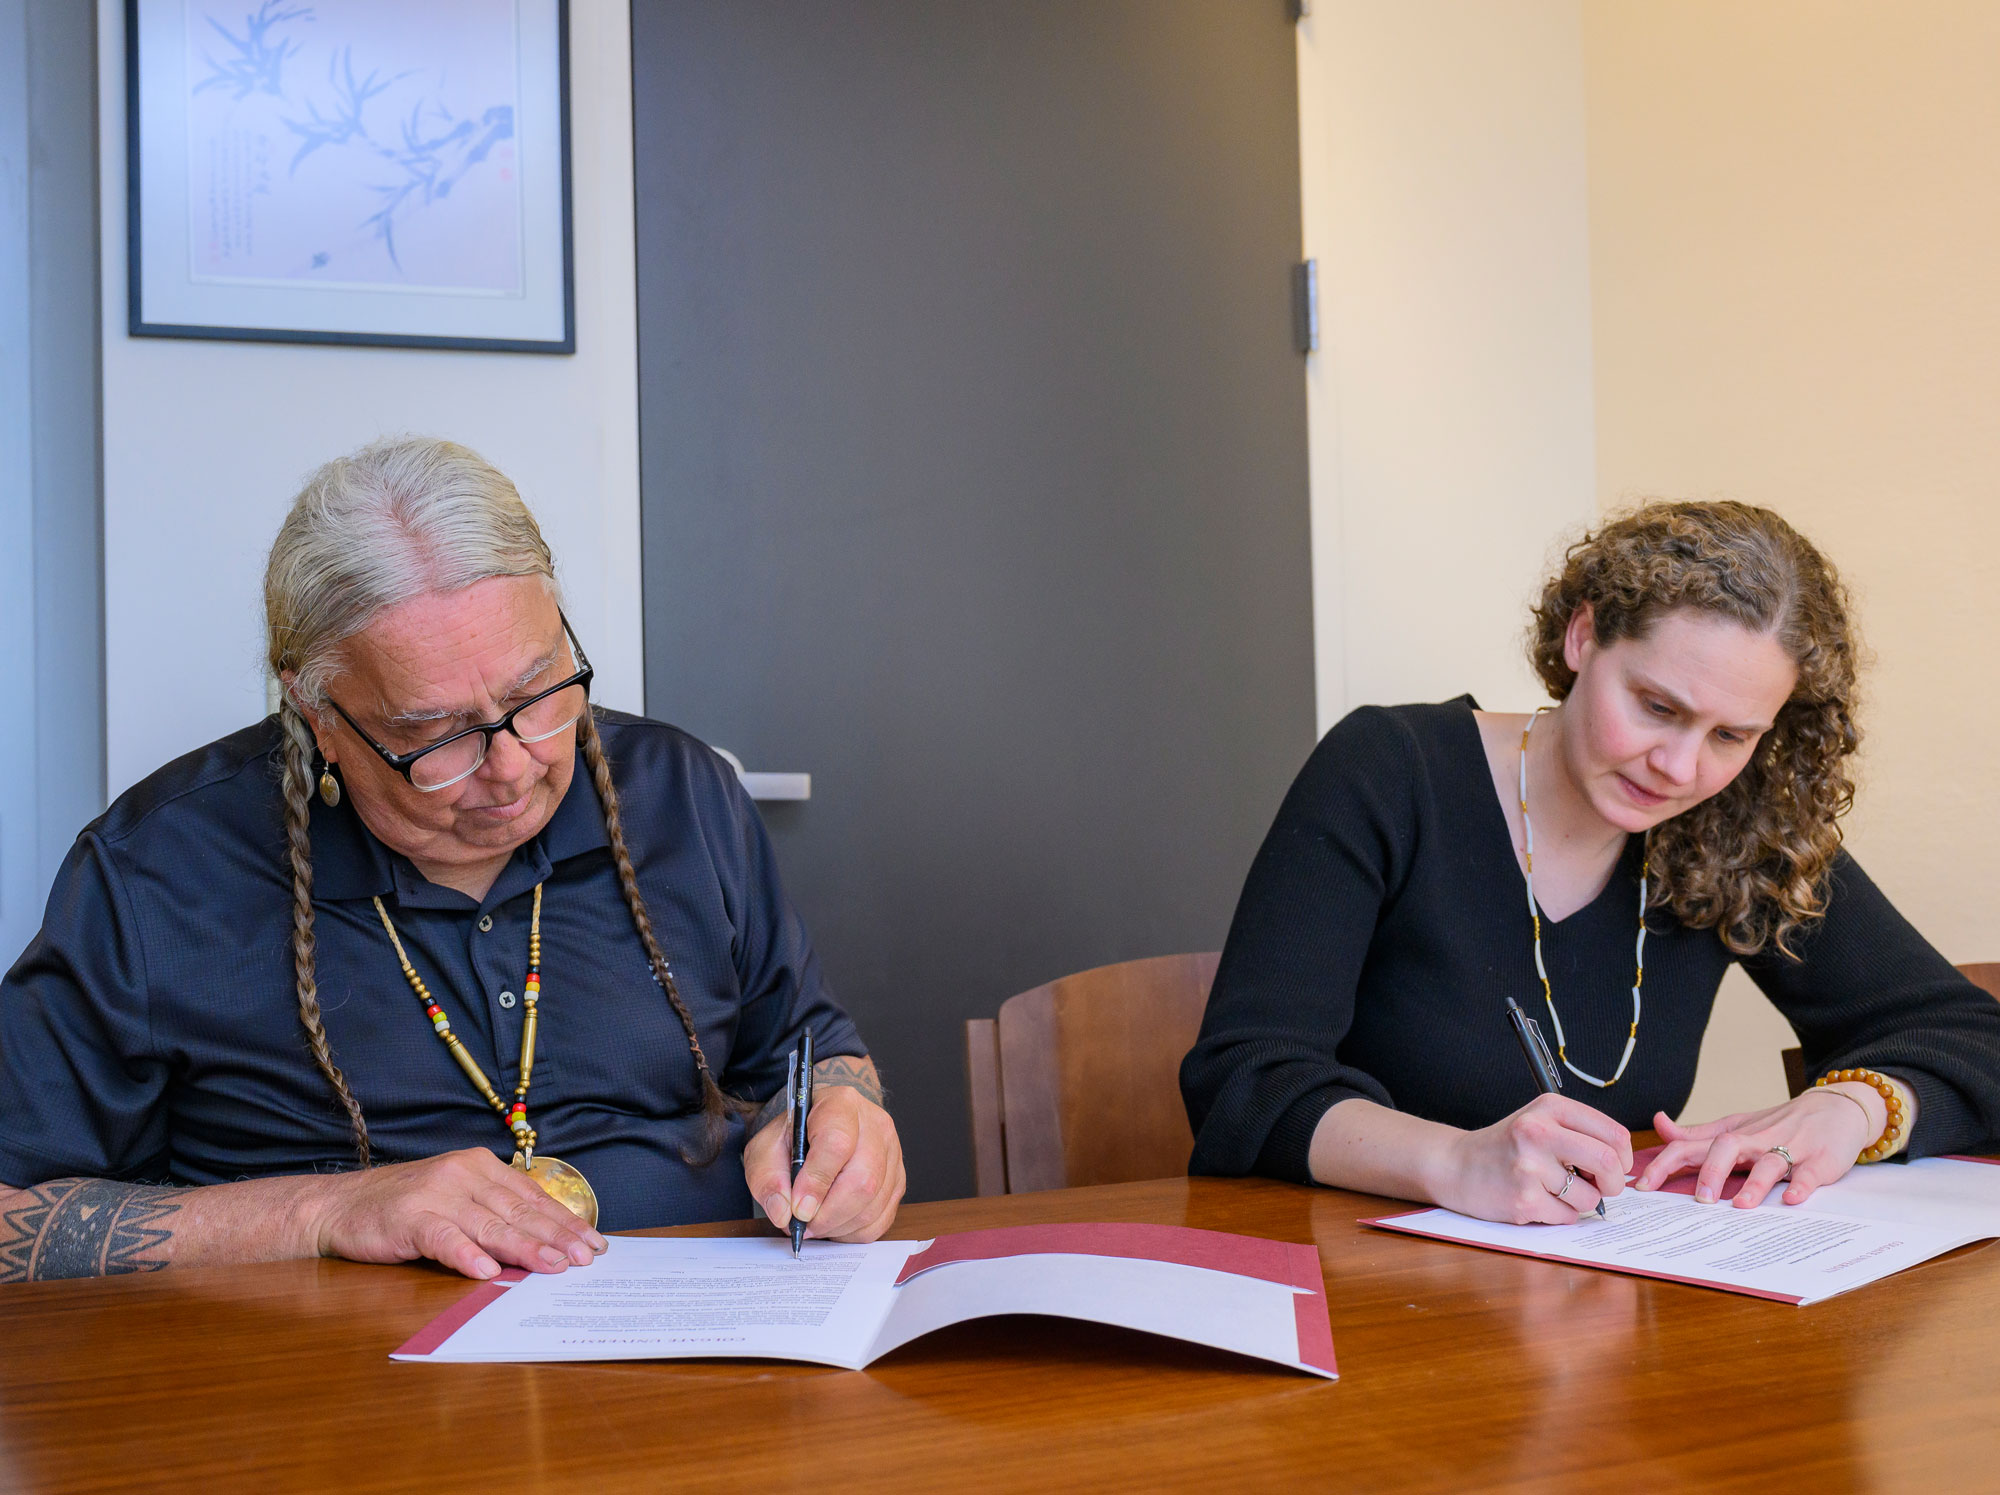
[264, 436, 737, 1167]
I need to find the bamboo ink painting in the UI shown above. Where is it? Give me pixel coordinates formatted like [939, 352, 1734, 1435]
[187, 1, 524, 292]
[126, 0, 573, 350]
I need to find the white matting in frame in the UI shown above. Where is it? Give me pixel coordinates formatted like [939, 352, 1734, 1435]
[127, 0, 573, 351]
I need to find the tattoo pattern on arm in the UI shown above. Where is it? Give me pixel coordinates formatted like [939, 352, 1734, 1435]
[0, 1179, 183, 1283]
[814, 1055, 885, 1108]
[750, 1054, 887, 1135]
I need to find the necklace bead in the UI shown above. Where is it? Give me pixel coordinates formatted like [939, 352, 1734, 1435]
[369, 883, 596, 1224]
[374, 882, 548, 1147]
[1519, 708, 1648, 1089]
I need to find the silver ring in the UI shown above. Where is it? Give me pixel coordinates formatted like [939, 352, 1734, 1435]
[1768, 1144, 1795, 1179]
[1554, 1169, 1576, 1201]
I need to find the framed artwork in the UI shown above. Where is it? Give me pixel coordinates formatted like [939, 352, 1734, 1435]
[125, 0, 573, 352]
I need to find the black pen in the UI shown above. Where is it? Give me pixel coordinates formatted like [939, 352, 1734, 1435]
[788, 1028, 814, 1257]
[1505, 997, 1604, 1218]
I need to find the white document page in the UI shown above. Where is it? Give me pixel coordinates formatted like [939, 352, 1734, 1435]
[397, 1236, 923, 1367]
[1790, 1156, 2000, 1228]
[871, 1251, 1318, 1372]
[1369, 1157, 2000, 1305]
[394, 1227, 1336, 1375]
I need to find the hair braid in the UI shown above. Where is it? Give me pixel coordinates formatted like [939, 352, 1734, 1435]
[578, 709, 745, 1164]
[279, 699, 372, 1168]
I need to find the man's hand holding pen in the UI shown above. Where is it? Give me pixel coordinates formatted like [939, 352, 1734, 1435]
[743, 1050, 906, 1247]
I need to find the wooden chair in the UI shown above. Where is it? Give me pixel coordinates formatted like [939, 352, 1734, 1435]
[964, 952, 1220, 1195]
[1780, 962, 2000, 1099]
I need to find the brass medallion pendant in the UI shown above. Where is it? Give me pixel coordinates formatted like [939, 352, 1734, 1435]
[515, 1155, 599, 1222]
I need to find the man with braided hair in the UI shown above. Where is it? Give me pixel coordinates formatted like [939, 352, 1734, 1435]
[0, 437, 903, 1283]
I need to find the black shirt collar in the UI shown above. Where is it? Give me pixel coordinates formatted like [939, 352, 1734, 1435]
[309, 760, 611, 910]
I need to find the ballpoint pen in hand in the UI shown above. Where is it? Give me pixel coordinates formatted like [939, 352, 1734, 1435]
[1505, 997, 1605, 1218]
[788, 1028, 814, 1257]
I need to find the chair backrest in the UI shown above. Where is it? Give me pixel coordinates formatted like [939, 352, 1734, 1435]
[1960, 963, 2000, 1000]
[1781, 961, 2000, 1099]
[963, 952, 1220, 1195]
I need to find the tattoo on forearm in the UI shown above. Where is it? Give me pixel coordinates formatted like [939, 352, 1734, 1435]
[814, 1055, 885, 1108]
[751, 1055, 888, 1134]
[0, 1179, 183, 1283]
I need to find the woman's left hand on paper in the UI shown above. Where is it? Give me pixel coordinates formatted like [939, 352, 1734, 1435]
[1632, 1084, 1889, 1208]
[744, 1076, 906, 1243]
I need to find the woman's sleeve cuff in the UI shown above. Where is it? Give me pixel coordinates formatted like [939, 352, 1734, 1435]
[1253, 1084, 1372, 1184]
[1886, 1068, 1984, 1158]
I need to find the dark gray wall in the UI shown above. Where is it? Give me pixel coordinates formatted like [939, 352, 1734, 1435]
[632, 0, 1314, 1201]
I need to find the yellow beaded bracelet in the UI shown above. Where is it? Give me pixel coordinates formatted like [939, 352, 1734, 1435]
[1816, 1068, 1908, 1163]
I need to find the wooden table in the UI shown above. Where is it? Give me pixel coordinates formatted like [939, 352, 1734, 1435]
[2, 1174, 1995, 1494]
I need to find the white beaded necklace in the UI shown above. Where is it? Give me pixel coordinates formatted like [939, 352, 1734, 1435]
[1519, 708, 1648, 1089]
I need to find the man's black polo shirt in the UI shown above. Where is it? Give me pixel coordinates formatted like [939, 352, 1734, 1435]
[0, 710, 866, 1230]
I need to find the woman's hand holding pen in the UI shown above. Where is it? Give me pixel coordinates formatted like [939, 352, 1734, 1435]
[744, 1070, 906, 1244]
[1435, 1093, 1634, 1225]
[1633, 1081, 1907, 1209]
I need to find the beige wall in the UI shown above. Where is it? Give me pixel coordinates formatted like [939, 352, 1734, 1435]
[1297, 3, 1998, 1124]
[1296, 1, 1598, 735]
[1584, 2, 2000, 1118]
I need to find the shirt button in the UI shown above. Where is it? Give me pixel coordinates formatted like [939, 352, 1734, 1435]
[499, 991, 517, 1009]
[478, 915, 494, 933]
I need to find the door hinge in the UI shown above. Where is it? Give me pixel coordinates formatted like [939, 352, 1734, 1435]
[1293, 259, 1319, 355]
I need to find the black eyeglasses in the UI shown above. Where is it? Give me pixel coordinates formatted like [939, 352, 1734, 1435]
[327, 613, 595, 792]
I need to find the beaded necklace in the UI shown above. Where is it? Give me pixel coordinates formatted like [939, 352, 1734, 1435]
[1519, 708, 1648, 1089]
[373, 883, 599, 1224]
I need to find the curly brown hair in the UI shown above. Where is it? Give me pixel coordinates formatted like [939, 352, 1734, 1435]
[1528, 501, 1861, 959]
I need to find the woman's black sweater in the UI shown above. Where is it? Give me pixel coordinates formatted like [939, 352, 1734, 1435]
[1181, 698, 2000, 1181]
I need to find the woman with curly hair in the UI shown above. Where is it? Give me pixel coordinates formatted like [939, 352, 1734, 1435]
[1182, 501, 2000, 1222]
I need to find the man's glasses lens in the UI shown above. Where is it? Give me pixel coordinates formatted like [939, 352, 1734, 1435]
[405, 683, 590, 790]
[408, 735, 487, 790]
[513, 682, 589, 742]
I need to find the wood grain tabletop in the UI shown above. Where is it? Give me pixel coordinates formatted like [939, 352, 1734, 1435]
[0, 1172, 1994, 1494]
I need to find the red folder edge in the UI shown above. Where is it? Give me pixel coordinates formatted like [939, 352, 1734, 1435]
[394, 1267, 530, 1359]
[894, 1221, 1337, 1375]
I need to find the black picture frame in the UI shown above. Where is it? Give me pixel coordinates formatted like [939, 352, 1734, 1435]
[124, 0, 575, 353]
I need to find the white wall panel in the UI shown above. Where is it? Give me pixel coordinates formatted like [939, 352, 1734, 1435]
[96, 0, 644, 797]
[1297, 1, 1597, 732]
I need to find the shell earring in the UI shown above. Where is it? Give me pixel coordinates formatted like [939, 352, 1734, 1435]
[318, 766, 342, 808]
